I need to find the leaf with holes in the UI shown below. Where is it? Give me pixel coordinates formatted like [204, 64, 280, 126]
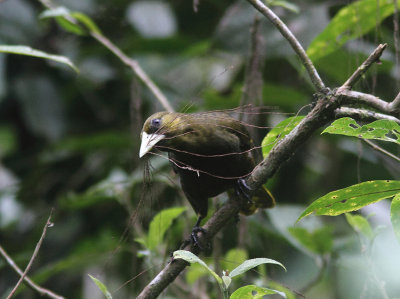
[391, 194, 400, 244]
[297, 180, 400, 222]
[322, 117, 400, 143]
[262, 116, 304, 158]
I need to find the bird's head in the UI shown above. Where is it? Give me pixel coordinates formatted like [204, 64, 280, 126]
[139, 112, 184, 158]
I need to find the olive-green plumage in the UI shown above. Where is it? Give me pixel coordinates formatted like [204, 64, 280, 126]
[140, 111, 275, 223]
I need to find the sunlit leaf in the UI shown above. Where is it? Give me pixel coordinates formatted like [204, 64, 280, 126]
[88, 275, 112, 299]
[0, 45, 78, 72]
[288, 226, 333, 255]
[173, 250, 222, 284]
[230, 285, 286, 298]
[322, 117, 400, 143]
[307, 0, 396, 61]
[262, 116, 304, 158]
[345, 213, 374, 240]
[298, 180, 400, 221]
[229, 258, 286, 278]
[391, 194, 400, 244]
[147, 207, 186, 250]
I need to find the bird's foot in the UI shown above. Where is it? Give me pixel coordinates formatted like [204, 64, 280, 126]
[180, 226, 208, 249]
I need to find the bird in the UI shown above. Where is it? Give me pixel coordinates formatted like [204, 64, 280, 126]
[139, 111, 275, 246]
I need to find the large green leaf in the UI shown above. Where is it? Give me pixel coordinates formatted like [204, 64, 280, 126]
[322, 118, 400, 143]
[229, 258, 286, 278]
[307, 0, 397, 61]
[0, 45, 78, 72]
[298, 180, 400, 221]
[262, 116, 304, 158]
[391, 193, 400, 244]
[146, 207, 186, 250]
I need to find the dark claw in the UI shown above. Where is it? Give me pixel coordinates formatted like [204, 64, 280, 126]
[191, 226, 207, 249]
[235, 178, 253, 204]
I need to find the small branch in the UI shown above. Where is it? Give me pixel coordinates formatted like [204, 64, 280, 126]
[334, 107, 400, 124]
[338, 44, 387, 91]
[245, 0, 326, 92]
[388, 90, 400, 111]
[339, 90, 391, 112]
[363, 139, 400, 163]
[8, 210, 54, 298]
[37, 0, 174, 113]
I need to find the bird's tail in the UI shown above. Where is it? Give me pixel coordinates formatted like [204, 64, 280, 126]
[239, 185, 276, 215]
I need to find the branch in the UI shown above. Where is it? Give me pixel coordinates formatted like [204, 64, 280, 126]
[335, 107, 400, 124]
[37, 0, 174, 113]
[246, 0, 326, 92]
[0, 212, 63, 299]
[338, 44, 387, 90]
[363, 139, 400, 163]
[8, 210, 54, 298]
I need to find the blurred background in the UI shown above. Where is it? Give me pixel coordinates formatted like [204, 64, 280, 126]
[0, 0, 400, 298]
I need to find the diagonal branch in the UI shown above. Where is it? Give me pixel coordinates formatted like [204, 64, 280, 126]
[246, 0, 326, 92]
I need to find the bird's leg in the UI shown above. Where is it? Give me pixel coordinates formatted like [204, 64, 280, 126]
[190, 216, 207, 248]
[235, 178, 254, 205]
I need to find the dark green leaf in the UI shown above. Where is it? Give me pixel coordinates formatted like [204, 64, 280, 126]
[298, 180, 400, 221]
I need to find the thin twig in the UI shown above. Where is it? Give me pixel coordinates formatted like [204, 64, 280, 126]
[0, 245, 64, 299]
[335, 107, 400, 124]
[245, 0, 326, 92]
[37, 0, 174, 113]
[7, 210, 54, 298]
[363, 139, 400, 163]
[338, 44, 387, 90]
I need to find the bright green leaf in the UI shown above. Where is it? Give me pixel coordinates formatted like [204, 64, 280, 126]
[88, 275, 113, 299]
[262, 116, 304, 158]
[345, 213, 374, 240]
[70, 12, 101, 34]
[390, 194, 400, 244]
[288, 226, 333, 255]
[0, 45, 78, 72]
[230, 285, 286, 299]
[173, 250, 222, 284]
[322, 118, 400, 143]
[307, 0, 396, 61]
[229, 258, 286, 278]
[147, 207, 186, 250]
[298, 180, 400, 221]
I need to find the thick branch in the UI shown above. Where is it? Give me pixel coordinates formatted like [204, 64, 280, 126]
[246, 0, 325, 92]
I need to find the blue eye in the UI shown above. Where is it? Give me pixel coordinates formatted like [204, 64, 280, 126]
[150, 118, 161, 132]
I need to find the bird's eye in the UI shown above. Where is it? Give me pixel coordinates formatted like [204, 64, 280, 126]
[149, 118, 162, 132]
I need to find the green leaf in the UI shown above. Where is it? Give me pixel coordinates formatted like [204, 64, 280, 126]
[0, 45, 78, 72]
[288, 226, 333, 255]
[173, 250, 222, 284]
[262, 116, 304, 158]
[345, 213, 374, 240]
[322, 118, 400, 143]
[390, 194, 400, 244]
[307, 0, 396, 61]
[146, 207, 186, 250]
[40, 7, 101, 35]
[230, 285, 286, 298]
[268, 0, 299, 13]
[0, 126, 16, 157]
[229, 258, 286, 278]
[221, 248, 248, 273]
[88, 275, 112, 299]
[298, 180, 400, 221]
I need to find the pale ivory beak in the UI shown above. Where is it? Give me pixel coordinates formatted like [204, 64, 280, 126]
[139, 132, 165, 158]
